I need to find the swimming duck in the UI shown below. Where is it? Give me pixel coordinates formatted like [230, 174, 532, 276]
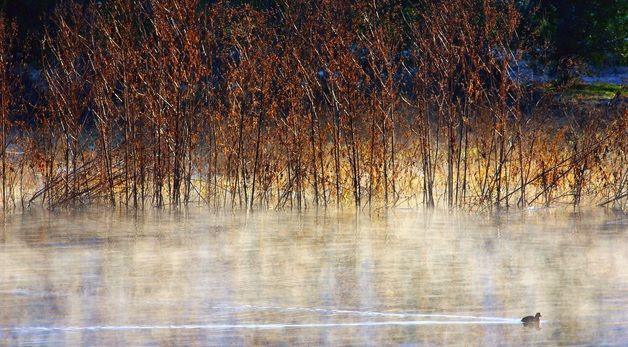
[521, 312, 541, 324]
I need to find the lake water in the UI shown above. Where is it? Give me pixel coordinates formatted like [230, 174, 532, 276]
[1, 208, 626, 346]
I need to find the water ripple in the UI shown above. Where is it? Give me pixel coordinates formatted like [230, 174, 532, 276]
[3, 319, 522, 333]
[216, 304, 518, 322]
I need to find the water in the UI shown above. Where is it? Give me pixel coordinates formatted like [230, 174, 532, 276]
[1, 208, 626, 346]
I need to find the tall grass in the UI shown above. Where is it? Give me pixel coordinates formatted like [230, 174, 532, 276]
[0, 0, 626, 212]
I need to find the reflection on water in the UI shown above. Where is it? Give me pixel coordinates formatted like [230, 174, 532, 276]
[1, 208, 626, 346]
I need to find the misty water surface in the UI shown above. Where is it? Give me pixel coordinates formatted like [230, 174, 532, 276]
[1, 208, 626, 346]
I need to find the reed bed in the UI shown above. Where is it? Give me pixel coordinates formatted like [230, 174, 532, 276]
[0, 0, 626, 212]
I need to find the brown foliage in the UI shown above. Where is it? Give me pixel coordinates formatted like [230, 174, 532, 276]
[0, 0, 625, 212]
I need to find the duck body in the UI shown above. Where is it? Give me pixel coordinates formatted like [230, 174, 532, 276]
[521, 312, 542, 323]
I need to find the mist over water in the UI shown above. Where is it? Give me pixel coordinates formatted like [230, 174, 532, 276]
[1, 208, 626, 346]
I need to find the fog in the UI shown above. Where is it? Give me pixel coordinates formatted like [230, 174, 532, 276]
[1, 208, 626, 346]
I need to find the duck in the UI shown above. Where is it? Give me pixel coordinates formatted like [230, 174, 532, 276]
[521, 312, 541, 324]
